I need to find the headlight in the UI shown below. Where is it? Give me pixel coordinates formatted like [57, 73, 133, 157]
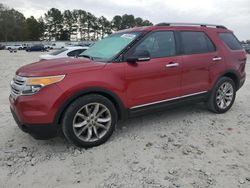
[26, 75, 65, 86]
[22, 75, 65, 95]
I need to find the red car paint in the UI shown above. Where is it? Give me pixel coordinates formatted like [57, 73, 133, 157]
[10, 25, 246, 127]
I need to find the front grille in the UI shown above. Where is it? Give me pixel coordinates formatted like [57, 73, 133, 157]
[10, 75, 26, 99]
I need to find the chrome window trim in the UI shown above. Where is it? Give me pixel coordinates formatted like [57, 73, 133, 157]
[130, 91, 208, 109]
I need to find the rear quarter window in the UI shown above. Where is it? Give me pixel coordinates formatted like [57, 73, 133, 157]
[218, 33, 242, 50]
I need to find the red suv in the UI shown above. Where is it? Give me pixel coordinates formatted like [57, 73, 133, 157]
[10, 23, 246, 148]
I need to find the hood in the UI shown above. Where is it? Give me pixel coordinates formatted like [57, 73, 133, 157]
[16, 58, 106, 77]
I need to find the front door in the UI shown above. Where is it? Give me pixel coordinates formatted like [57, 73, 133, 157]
[124, 31, 182, 108]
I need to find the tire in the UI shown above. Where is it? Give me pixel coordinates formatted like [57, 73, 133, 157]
[207, 77, 236, 113]
[62, 94, 118, 148]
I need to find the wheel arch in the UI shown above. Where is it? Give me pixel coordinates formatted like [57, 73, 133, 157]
[221, 70, 240, 90]
[54, 87, 128, 125]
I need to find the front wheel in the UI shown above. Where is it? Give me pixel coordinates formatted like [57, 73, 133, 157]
[207, 77, 236, 113]
[62, 94, 117, 148]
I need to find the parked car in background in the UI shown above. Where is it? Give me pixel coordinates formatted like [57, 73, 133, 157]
[242, 44, 250, 54]
[0, 44, 5, 50]
[51, 42, 65, 49]
[20, 44, 29, 50]
[77, 41, 95, 47]
[26, 44, 47, 52]
[39, 46, 89, 60]
[44, 45, 54, 50]
[5, 44, 23, 50]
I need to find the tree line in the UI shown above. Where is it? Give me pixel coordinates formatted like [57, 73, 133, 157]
[0, 4, 153, 42]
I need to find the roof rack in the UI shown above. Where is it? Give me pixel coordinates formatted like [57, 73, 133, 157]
[155, 23, 227, 29]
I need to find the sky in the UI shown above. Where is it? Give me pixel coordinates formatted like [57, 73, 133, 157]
[3, 0, 250, 40]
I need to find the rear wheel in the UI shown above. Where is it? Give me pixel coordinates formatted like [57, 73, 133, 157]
[207, 77, 236, 113]
[62, 94, 117, 148]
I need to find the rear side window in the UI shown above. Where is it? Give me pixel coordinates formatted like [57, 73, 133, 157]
[180, 31, 216, 55]
[218, 33, 242, 50]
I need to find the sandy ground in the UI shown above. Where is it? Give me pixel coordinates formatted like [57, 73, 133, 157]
[0, 50, 249, 188]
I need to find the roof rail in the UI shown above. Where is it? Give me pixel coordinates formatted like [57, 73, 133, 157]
[155, 23, 227, 29]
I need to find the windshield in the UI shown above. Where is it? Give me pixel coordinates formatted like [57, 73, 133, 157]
[50, 48, 68, 55]
[80, 32, 141, 61]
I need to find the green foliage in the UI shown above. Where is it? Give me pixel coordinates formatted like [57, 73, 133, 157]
[44, 8, 64, 40]
[111, 14, 153, 31]
[112, 16, 123, 31]
[63, 10, 78, 40]
[26, 16, 45, 40]
[0, 4, 27, 41]
[0, 3, 154, 42]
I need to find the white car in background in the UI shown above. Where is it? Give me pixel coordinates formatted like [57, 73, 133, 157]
[39, 46, 89, 60]
[5, 44, 23, 51]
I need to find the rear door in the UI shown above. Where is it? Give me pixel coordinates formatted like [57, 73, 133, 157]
[124, 31, 182, 108]
[179, 30, 224, 95]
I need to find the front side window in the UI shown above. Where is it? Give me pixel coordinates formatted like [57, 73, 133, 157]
[180, 31, 216, 55]
[128, 31, 176, 58]
[218, 32, 242, 50]
[80, 32, 142, 61]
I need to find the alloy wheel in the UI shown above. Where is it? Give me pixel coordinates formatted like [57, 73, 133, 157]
[216, 82, 234, 109]
[72, 103, 112, 142]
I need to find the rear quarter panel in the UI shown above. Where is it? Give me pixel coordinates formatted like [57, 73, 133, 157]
[211, 30, 247, 83]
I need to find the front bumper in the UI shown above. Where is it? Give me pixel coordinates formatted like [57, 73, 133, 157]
[9, 83, 63, 124]
[9, 84, 63, 139]
[10, 108, 58, 139]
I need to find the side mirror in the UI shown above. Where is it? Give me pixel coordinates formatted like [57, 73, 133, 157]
[126, 50, 151, 63]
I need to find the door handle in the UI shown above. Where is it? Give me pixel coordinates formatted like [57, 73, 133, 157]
[212, 57, 222, 61]
[166, 63, 179, 68]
